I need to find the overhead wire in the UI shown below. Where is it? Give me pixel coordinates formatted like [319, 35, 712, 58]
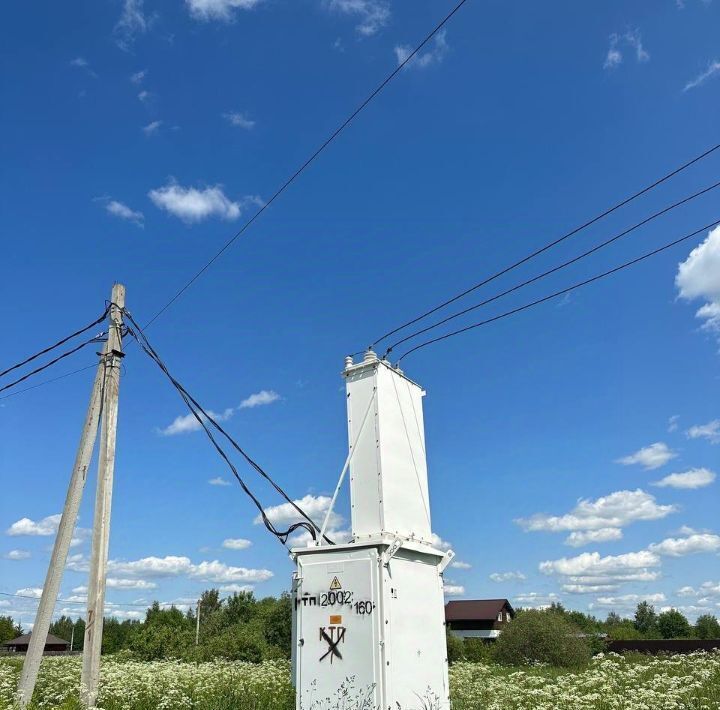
[396, 218, 720, 362]
[0, 334, 107, 395]
[140, 0, 471, 332]
[370, 141, 720, 350]
[0, 307, 108, 380]
[121, 310, 333, 547]
[383, 178, 720, 355]
[0, 590, 190, 610]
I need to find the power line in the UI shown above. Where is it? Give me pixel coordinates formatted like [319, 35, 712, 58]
[371, 141, 720, 350]
[141, 0, 471, 332]
[396, 219, 720, 362]
[0, 334, 106, 395]
[0, 364, 98, 402]
[0, 1, 472, 403]
[0, 308, 108, 380]
[383, 178, 720, 355]
[121, 311, 333, 547]
[0, 591, 186, 610]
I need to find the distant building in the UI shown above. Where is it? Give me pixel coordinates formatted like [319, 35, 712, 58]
[1, 633, 70, 654]
[445, 599, 515, 640]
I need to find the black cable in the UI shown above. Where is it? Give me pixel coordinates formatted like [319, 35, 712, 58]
[0, 334, 106, 395]
[396, 219, 720, 362]
[140, 0, 471, 332]
[371, 141, 720, 349]
[384, 178, 720, 355]
[0, 307, 108, 379]
[0, 364, 98, 402]
[121, 312, 333, 546]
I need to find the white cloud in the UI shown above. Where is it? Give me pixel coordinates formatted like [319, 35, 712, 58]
[70, 57, 97, 78]
[257, 494, 339, 530]
[565, 528, 624, 547]
[159, 407, 234, 436]
[3, 549, 30, 560]
[186, 0, 263, 22]
[451, 560, 471, 570]
[222, 538, 252, 550]
[87, 554, 274, 584]
[624, 29, 650, 62]
[105, 199, 144, 226]
[591, 593, 665, 610]
[616, 442, 677, 469]
[668, 415, 680, 433]
[562, 583, 619, 594]
[653, 467, 716, 489]
[239, 390, 280, 409]
[604, 39, 623, 69]
[684, 60, 720, 91]
[489, 571, 525, 583]
[514, 592, 561, 609]
[209, 476, 231, 486]
[429, 533, 452, 552]
[149, 182, 242, 223]
[223, 111, 255, 129]
[443, 584, 465, 597]
[71, 585, 88, 594]
[130, 69, 147, 84]
[256, 494, 349, 546]
[395, 29, 448, 70]
[604, 30, 649, 70]
[686, 420, 720, 444]
[142, 120, 162, 136]
[676, 226, 720, 344]
[115, 0, 151, 51]
[516, 489, 676, 544]
[138, 90, 151, 103]
[326, 0, 390, 37]
[7, 514, 61, 536]
[649, 532, 720, 557]
[540, 550, 661, 583]
[106, 578, 157, 590]
[220, 583, 255, 594]
[16, 587, 43, 598]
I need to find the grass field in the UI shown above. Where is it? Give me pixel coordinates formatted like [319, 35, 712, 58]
[1, 652, 719, 709]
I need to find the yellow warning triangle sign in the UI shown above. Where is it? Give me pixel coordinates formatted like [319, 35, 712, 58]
[329, 576, 342, 591]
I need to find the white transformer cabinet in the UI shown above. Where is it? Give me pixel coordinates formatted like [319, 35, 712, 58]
[292, 351, 452, 710]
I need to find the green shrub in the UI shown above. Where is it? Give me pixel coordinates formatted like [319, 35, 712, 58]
[463, 637, 494, 663]
[492, 609, 592, 668]
[446, 630, 465, 664]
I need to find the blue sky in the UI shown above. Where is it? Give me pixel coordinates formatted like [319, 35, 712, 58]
[1, 0, 719, 628]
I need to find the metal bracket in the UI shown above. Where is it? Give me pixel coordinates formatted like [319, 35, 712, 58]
[382, 536, 403, 567]
[438, 549, 455, 574]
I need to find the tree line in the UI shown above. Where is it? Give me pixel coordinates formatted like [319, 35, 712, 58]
[0, 589, 292, 662]
[2, 595, 717, 664]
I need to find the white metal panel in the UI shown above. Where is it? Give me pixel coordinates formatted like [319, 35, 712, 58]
[294, 547, 382, 708]
[345, 356, 432, 541]
[384, 551, 450, 708]
[376, 365, 432, 540]
[346, 364, 382, 537]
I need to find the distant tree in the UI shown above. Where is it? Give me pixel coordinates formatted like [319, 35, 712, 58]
[49, 615, 74, 643]
[634, 602, 658, 636]
[445, 631, 465, 664]
[605, 611, 623, 627]
[263, 593, 292, 655]
[73, 618, 85, 651]
[605, 619, 644, 640]
[492, 609, 592, 668]
[224, 591, 257, 625]
[0, 616, 22, 643]
[199, 589, 222, 615]
[657, 609, 692, 639]
[694, 614, 720, 640]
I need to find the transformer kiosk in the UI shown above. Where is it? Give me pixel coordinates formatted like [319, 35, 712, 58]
[291, 350, 454, 709]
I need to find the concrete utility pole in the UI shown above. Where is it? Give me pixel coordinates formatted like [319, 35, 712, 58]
[16, 322, 109, 707]
[195, 601, 201, 646]
[81, 284, 125, 708]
